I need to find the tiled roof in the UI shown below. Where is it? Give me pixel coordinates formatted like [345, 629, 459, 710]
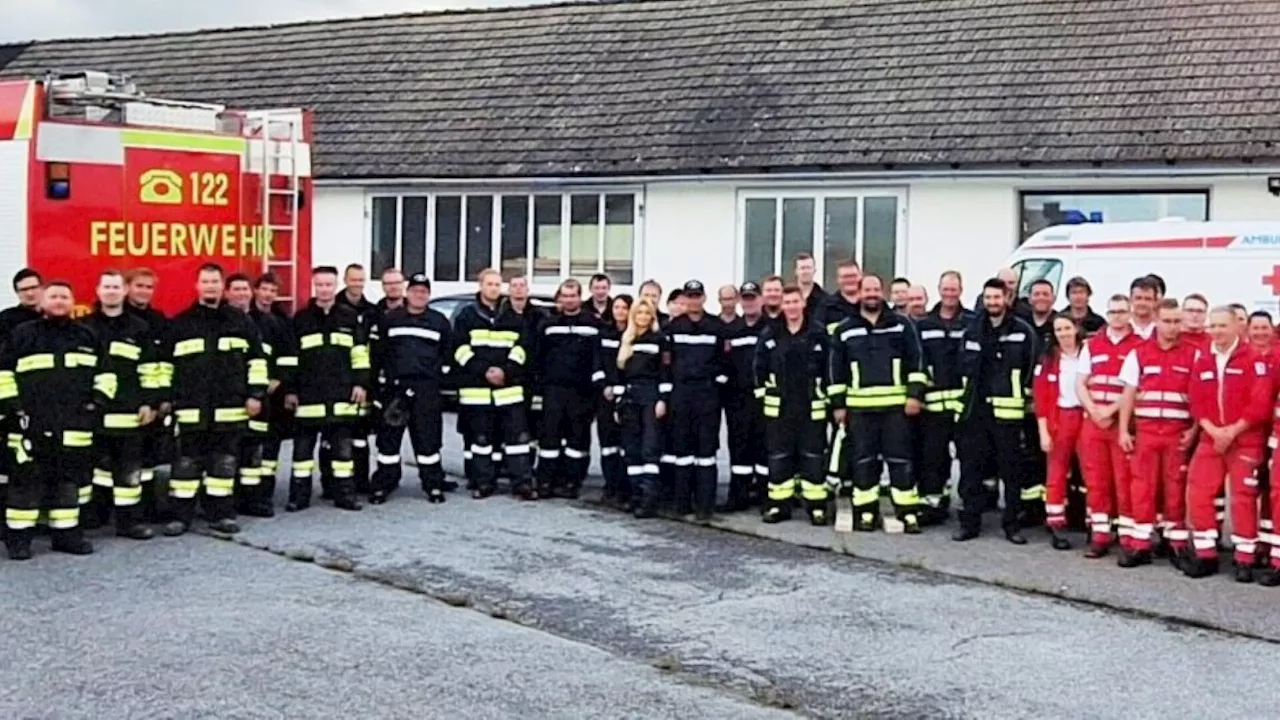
[2, 0, 1279, 178]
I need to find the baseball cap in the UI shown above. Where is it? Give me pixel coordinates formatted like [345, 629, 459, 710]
[739, 281, 761, 297]
[408, 273, 431, 290]
[682, 280, 705, 295]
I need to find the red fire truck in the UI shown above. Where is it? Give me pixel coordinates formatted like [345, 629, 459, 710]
[0, 70, 313, 315]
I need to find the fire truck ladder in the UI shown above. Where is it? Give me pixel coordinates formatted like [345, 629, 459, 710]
[247, 110, 302, 311]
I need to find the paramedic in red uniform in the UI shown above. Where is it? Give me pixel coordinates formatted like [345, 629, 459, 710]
[1249, 311, 1277, 565]
[1185, 306, 1271, 581]
[1129, 277, 1159, 340]
[1032, 313, 1087, 550]
[1180, 294, 1211, 352]
[1116, 299, 1198, 568]
[1075, 294, 1143, 557]
[1261, 348, 1280, 585]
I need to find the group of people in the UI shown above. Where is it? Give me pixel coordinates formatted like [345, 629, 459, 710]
[2, 253, 1278, 586]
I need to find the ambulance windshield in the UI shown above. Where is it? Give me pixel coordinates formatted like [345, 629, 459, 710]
[1012, 258, 1063, 299]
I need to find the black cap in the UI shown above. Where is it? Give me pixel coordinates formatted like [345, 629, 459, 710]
[739, 281, 760, 297]
[408, 273, 431, 290]
[682, 280, 705, 295]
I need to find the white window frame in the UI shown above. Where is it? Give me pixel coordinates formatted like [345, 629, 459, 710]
[735, 188, 908, 283]
[364, 187, 643, 288]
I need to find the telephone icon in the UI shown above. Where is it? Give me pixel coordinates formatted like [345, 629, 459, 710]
[139, 169, 183, 205]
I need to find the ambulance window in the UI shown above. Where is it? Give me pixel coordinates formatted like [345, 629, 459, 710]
[1012, 259, 1063, 298]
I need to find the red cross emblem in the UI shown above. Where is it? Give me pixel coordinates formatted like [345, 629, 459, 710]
[1264, 266, 1280, 296]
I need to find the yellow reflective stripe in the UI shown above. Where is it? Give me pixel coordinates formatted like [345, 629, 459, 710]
[847, 395, 906, 408]
[763, 396, 781, 407]
[93, 467, 114, 486]
[458, 387, 490, 404]
[333, 402, 360, 416]
[248, 358, 269, 386]
[108, 341, 142, 360]
[248, 420, 270, 433]
[1021, 484, 1046, 501]
[219, 336, 249, 352]
[203, 476, 235, 497]
[169, 479, 201, 498]
[491, 330, 519, 343]
[175, 408, 201, 424]
[850, 363, 860, 391]
[16, 354, 55, 372]
[174, 338, 205, 356]
[892, 357, 901, 386]
[1011, 368, 1023, 400]
[295, 404, 326, 418]
[849, 386, 906, 397]
[508, 346, 526, 365]
[764, 407, 779, 418]
[767, 478, 796, 500]
[826, 321, 841, 335]
[122, 128, 247, 154]
[103, 413, 141, 429]
[276, 356, 298, 367]
[299, 333, 324, 349]
[799, 479, 829, 501]
[0, 370, 15, 399]
[753, 387, 767, 398]
[157, 361, 174, 388]
[907, 371, 928, 384]
[454, 345, 475, 366]
[261, 342, 273, 357]
[6, 507, 40, 529]
[923, 388, 964, 401]
[48, 507, 80, 528]
[66, 352, 97, 367]
[7, 433, 30, 464]
[62, 430, 94, 447]
[851, 487, 879, 506]
[94, 372, 118, 399]
[329, 332, 354, 347]
[991, 397, 1024, 408]
[493, 386, 525, 405]
[351, 344, 371, 370]
[890, 487, 919, 506]
[138, 362, 164, 389]
[214, 407, 249, 423]
[826, 383, 847, 395]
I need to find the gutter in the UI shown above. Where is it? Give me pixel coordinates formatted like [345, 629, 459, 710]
[314, 165, 1280, 187]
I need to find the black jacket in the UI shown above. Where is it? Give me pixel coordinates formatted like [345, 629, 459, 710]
[81, 308, 161, 434]
[162, 302, 268, 431]
[286, 300, 370, 424]
[956, 309, 1038, 423]
[0, 305, 40, 343]
[534, 310, 603, 392]
[616, 329, 664, 404]
[817, 292, 860, 335]
[372, 306, 453, 386]
[660, 313, 728, 402]
[755, 317, 830, 419]
[598, 323, 624, 390]
[722, 315, 769, 392]
[0, 316, 107, 434]
[803, 283, 828, 320]
[1059, 305, 1106, 336]
[337, 291, 380, 336]
[828, 305, 927, 412]
[452, 295, 529, 399]
[249, 304, 295, 384]
[916, 299, 972, 397]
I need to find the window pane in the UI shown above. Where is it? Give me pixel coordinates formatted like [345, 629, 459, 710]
[370, 197, 397, 277]
[862, 196, 898, 280]
[603, 194, 635, 285]
[822, 197, 858, 290]
[1019, 192, 1209, 241]
[743, 198, 777, 283]
[465, 195, 493, 281]
[533, 195, 562, 280]
[570, 194, 600, 278]
[500, 195, 529, 281]
[434, 196, 461, 282]
[781, 198, 815, 275]
[400, 196, 428, 275]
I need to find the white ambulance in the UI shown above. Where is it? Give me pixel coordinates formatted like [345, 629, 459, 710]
[1006, 220, 1280, 316]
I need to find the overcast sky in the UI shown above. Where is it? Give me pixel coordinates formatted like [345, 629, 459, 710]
[0, 0, 563, 42]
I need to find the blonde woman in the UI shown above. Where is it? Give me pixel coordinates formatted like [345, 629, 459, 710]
[597, 294, 632, 506]
[615, 299, 666, 518]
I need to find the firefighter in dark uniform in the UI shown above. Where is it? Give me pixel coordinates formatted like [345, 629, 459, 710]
[223, 274, 272, 518]
[0, 268, 43, 531]
[661, 280, 728, 520]
[953, 277, 1039, 544]
[283, 266, 370, 512]
[246, 273, 294, 517]
[369, 273, 453, 504]
[81, 271, 160, 540]
[501, 276, 546, 487]
[533, 279, 602, 499]
[757, 285, 832, 525]
[915, 273, 974, 525]
[453, 268, 535, 499]
[597, 294, 631, 506]
[160, 263, 268, 537]
[828, 275, 929, 533]
[335, 263, 380, 497]
[613, 298, 664, 517]
[0, 281, 102, 559]
[721, 281, 769, 511]
[124, 267, 168, 522]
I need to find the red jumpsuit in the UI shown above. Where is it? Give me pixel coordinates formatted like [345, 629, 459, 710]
[1033, 349, 1084, 531]
[1080, 330, 1144, 548]
[1187, 342, 1271, 565]
[1124, 338, 1197, 554]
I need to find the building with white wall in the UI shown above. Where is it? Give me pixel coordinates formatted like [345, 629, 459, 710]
[5, 0, 1279, 305]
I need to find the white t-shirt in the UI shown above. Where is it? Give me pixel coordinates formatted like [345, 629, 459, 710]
[1118, 349, 1140, 387]
[1132, 319, 1155, 340]
[1056, 351, 1084, 408]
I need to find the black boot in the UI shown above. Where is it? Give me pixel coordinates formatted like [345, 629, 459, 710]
[901, 513, 921, 534]
[1257, 567, 1280, 586]
[5, 527, 32, 560]
[762, 504, 791, 524]
[115, 508, 154, 540]
[1003, 527, 1028, 545]
[332, 477, 362, 511]
[952, 525, 981, 542]
[50, 528, 94, 555]
[286, 477, 312, 513]
[1049, 528, 1072, 551]
[1182, 555, 1219, 579]
[1117, 547, 1152, 568]
[207, 517, 241, 534]
[854, 510, 878, 532]
[1234, 562, 1255, 584]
